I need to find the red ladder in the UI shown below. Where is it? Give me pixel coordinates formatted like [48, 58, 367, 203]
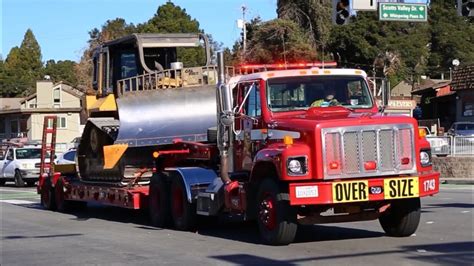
[40, 116, 57, 178]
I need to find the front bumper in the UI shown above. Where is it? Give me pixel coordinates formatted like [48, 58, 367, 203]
[289, 172, 439, 206]
[20, 169, 40, 180]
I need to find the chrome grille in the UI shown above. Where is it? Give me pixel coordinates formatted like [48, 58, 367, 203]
[322, 124, 416, 179]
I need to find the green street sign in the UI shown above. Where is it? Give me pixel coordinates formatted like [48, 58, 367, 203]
[379, 3, 428, 22]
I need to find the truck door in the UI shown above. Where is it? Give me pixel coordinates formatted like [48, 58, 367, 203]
[234, 81, 262, 171]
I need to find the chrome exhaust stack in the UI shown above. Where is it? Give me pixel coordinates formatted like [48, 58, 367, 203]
[216, 51, 234, 184]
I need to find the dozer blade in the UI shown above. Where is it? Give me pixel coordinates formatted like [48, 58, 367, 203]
[115, 86, 218, 147]
[103, 144, 128, 169]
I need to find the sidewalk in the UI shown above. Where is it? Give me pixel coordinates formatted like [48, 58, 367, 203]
[440, 178, 474, 185]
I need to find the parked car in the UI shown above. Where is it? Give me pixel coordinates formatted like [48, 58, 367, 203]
[0, 144, 43, 187]
[420, 126, 450, 157]
[448, 122, 474, 137]
[55, 149, 76, 165]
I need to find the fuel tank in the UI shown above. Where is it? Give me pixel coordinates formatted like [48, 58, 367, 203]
[78, 85, 218, 183]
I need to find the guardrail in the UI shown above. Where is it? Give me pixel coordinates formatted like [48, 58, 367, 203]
[426, 136, 474, 157]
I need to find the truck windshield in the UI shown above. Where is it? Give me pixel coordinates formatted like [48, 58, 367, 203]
[15, 148, 42, 159]
[267, 75, 372, 112]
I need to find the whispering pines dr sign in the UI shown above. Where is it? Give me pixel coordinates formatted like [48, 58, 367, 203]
[379, 3, 428, 22]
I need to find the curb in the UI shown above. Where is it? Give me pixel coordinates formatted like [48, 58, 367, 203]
[440, 178, 474, 185]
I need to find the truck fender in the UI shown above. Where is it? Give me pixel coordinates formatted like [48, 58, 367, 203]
[251, 148, 282, 183]
[166, 167, 217, 203]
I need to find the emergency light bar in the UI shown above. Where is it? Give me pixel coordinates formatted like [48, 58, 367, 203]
[240, 62, 338, 70]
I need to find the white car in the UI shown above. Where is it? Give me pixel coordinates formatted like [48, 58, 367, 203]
[420, 126, 450, 157]
[55, 149, 76, 165]
[0, 145, 43, 187]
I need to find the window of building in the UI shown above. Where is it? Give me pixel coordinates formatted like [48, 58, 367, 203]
[10, 120, 19, 137]
[463, 101, 474, 117]
[53, 88, 61, 108]
[58, 117, 67, 129]
[0, 118, 5, 134]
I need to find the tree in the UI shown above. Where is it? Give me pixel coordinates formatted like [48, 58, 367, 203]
[1, 29, 43, 96]
[76, 2, 213, 89]
[245, 19, 317, 64]
[76, 18, 136, 90]
[277, 0, 333, 60]
[137, 2, 207, 66]
[427, 0, 474, 76]
[44, 60, 78, 86]
[138, 2, 200, 33]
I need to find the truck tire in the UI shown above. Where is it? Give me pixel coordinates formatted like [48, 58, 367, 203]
[170, 177, 197, 231]
[0, 179, 5, 186]
[26, 181, 36, 187]
[14, 170, 25, 187]
[379, 198, 421, 237]
[256, 178, 297, 245]
[41, 177, 56, 211]
[149, 173, 171, 227]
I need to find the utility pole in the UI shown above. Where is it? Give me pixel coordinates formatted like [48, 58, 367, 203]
[241, 5, 247, 54]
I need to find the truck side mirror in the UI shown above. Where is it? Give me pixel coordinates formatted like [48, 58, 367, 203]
[6, 154, 13, 161]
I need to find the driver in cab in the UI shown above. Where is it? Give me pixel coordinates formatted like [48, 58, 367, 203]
[311, 88, 340, 107]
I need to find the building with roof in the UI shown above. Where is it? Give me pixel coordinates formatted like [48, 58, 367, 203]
[450, 65, 474, 122]
[0, 80, 84, 152]
[412, 66, 474, 130]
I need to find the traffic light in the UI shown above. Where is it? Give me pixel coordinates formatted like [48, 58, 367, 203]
[458, 0, 474, 16]
[333, 0, 351, 25]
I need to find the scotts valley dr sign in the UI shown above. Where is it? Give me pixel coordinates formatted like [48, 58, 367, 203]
[379, 3, 428, 22]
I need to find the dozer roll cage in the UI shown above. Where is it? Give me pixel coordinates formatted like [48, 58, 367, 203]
[92, 33, 212, 97]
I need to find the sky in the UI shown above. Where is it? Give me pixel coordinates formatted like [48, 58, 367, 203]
[1, 0, 278, 62]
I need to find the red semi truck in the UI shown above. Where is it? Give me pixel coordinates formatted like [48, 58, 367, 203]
[38, 34, 439, 245]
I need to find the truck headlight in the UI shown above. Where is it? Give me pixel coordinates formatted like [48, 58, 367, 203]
[287, 156, 307, 175]
[420, 150, 432, 167]
[21, 163, 29, 169]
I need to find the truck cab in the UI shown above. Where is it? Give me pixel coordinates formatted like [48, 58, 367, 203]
[0, 144, 43, 187]
[211, 66, 439, 244]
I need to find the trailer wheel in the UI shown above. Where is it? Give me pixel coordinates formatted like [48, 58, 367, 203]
[170, 177, 196, 231]
[256, 178, 297, 245]
[40, 177, 56, 211]
[149, 173, 170, 227]
[379, 198, 421, 237]
[14, 170, 25, 187]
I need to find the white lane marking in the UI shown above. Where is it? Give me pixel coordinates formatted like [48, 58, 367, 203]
[0, 188, 38, 194]
[417, 249, 427, 253]
[461, 211, 470, 213]
[426, 221, 434, 224]
[0, 199, 36, 204]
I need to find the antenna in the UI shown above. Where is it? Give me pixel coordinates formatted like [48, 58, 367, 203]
[241, 5, 247, 54]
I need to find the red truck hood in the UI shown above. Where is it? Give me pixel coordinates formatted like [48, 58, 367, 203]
[272, 107, 417, 131]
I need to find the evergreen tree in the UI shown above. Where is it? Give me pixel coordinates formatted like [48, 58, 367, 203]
[427, 0, 474, 77]
[1, 29, 43, 96]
